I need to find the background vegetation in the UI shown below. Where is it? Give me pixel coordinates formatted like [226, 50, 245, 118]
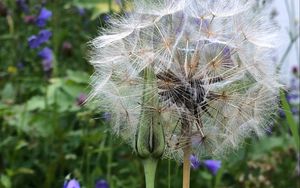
[0, 0, 299, 187]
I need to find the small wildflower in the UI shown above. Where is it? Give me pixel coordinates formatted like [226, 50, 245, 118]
[203, 160, 222, 176]
[95, 179, 109, 188]
[27, 29, 52, 48]
[36, 7, 52, 27]
[28, 35, 40, 49]
[38, 47, 53, 72]
[38, 29, 52, 43]
[190, 155, 200, 170]
[64, 179, 80, 188]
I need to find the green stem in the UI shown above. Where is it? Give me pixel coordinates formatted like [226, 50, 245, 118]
[142, 158, 158, 188]
[168, 159, 171, 188]
[107, 135, 113, 184]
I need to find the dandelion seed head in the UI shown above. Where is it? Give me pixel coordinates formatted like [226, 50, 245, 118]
[89, 0, 280, 161]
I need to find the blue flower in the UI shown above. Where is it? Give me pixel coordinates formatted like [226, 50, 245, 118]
[38, 47, 53, 71]
[95, 179, 109, 188]
[28, 29, 52, 48]
[38, 29, 52, 43]
[64, 179, 80, 188]
[28, 35, 40, 49]
[36, 7, 52, 27]
[190, 155, 200, 170]
[203, 160, 221, 176]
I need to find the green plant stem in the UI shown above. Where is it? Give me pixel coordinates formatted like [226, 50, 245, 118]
[142, 158, 158, 188]
[168, 159, 171, 188]
[277, 35, 299, 72]
[280, 90, 300, 151]
[107, 135, 113, 184]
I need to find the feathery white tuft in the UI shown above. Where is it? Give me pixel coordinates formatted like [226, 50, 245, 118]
[88, 0, 280, 160]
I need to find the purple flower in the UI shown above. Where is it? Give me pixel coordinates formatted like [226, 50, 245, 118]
[38, 29, 52, 43]
[95, 179, 109, 188]
[190, 155, 201, 170]
[28, 35, 40, 49]
[64, 179, 80, 188]
[203, 160, 221, 175]
[76, 93, 87, 106]
[27, 29, 52, 48]
[16, 0, 29, 14]
[36, 7, 52, 27]
[38, 47, 53, 71]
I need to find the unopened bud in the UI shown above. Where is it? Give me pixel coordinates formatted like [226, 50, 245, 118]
[135, 67, 165, 158]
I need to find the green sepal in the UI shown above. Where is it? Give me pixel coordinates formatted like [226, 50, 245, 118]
[135, 67, 165, 158]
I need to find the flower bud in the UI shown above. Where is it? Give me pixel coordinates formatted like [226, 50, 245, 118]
[135, 67, 165, 158]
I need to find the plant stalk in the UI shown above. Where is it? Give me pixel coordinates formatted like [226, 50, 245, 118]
[182, 145, 191, 188]
[143, 158, 158, 188]
[181, 114, 191, 188]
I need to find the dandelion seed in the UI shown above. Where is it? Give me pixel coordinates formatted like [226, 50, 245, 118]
[89, 0, 280, 162]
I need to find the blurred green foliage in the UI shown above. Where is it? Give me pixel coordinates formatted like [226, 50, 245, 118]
[0, 0, 299, 188]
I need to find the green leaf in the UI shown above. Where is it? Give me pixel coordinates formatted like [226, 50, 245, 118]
[47, 78, 64, 105]
[280, 89, 299, 151]
[66, 70, 90, 84]
[1, 83, 15, 103]
[27, 96, 46, 111]
[15, 140, 28, 150]
[0, 175, 11, 188]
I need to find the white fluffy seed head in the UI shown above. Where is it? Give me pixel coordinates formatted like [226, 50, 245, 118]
[88, 0, 280, 161]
